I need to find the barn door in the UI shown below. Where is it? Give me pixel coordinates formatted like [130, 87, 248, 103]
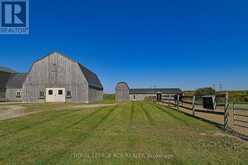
[46, 88, 65, 102]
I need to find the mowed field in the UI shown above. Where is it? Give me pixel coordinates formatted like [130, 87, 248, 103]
[0, 102, 247, 165]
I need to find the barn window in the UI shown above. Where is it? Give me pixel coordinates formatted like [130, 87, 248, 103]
[52, 63, 57, 72]
[16, 92, 21, 98]
[66, 91, 72, 98]
[58, 90, 63, 95]
[40, 91, 45, 99]
[48, 90, 53, 95]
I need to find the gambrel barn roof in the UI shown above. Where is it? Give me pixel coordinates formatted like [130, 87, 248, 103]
[30, 52, 103, 91]
[116, 82, 129, 88]
[78, 63, 103, 90]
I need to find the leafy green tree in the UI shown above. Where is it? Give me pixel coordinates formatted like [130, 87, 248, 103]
[194, 87, 216, 96]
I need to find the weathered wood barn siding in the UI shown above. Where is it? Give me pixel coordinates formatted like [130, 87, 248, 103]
[5, 73, 27, 102]
[88, 88, 103, 103]
[0, 70, 14, 101]
[0, 89, 6, 101]
[129, 93, 156, 101]
[115, 82, 130, 102]
[23, 53, 89, 103]
[0, 71, 10, 101]
[6, 89, 23, 102]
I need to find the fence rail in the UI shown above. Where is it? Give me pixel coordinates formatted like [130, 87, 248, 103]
[233, 103, 248, 130]
[159, 93, 248, 138]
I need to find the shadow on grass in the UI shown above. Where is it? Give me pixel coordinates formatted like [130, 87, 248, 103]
[151, 103, 189, 126]
[65, 107, 106, 129]
[139, 102, 156, 126]
[128, 102, 135, 129]
[0, 110, 77, 138]
[24, 106, 113, 146]
[0, 107, 115, 159]
[157, 103, 226, 130]
[42, 106, 118, 164]
[90, 106, 117, 131]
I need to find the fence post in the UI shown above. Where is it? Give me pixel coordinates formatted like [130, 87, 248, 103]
[177, 94, 180, 111]
[224, 92, 229, 130]
[232, 102, 235, 128]
[192, 96, 196, 116]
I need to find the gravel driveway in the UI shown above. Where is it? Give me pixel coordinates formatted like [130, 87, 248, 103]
[0, 103, 116, 121]
[0, 105, 28, 121]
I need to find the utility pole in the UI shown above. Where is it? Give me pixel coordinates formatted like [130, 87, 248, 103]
[212, 84, 216, 90]
[219, 83, 223, 91]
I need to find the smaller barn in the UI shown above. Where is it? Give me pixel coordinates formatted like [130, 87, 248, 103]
[5, 73, 27, 102]
[129, 88, 182, 101]
[115, 82, 182, 102]
[115, 82, 130, 102]
[0, 67, 19, 101]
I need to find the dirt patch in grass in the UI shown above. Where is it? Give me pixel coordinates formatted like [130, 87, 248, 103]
[72, 104, 116, 109]
[0, 105, 27, 121]
[0, 103, 116, 121]
[0, 105, 25, 111]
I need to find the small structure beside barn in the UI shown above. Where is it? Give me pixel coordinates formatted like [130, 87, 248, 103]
[115, 82, 182, 102]
[115, 82, 130, 102]
[202, 95, 216, 110]
[0, 67, 16, 101]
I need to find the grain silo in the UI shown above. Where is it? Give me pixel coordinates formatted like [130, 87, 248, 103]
[115, 82, 130, 102]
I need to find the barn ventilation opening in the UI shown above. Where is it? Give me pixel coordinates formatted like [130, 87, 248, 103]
[66, 91, 72, 98]
[40, 91, 45, 99]
[48, 90, 53, 95]
[16, 92, 21, 98]
[58, 90, 63, 95]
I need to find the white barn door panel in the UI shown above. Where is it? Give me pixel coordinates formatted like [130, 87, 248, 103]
[46, 88, 65, 102]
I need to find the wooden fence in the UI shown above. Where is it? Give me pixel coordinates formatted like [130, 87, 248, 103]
[159, 93, 248, 139]
[231, 103, 248, 137]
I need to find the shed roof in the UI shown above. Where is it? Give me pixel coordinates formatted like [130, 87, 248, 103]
[0, 66, 16, 73]
[0, 71, 12, 88]
[116, 82, 129, 89]
[129, 88, 182, 94]
[6, 73, 27, 89]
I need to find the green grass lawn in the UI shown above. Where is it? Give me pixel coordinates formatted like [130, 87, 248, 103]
[98, 94, 115, 104]
[0, 102, 247, 165]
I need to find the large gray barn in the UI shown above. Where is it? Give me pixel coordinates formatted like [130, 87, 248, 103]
[0, 52, 103, 103]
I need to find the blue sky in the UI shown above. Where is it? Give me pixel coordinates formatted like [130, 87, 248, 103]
[0, 0, 247, 93]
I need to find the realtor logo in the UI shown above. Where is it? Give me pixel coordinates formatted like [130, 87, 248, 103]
[0, 0, 29, 34]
